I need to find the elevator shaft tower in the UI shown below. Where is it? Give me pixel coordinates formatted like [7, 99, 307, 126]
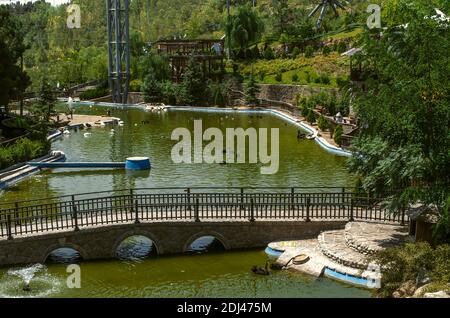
[106, 0, 130, 104]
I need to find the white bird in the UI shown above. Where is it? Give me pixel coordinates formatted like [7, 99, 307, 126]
[63, 130, 71, 135]
[84, 133, 92, 138]
[111, 129, 115, 132]
[118, 121, 124, 126]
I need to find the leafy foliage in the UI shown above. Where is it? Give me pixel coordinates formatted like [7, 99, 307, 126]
[0, 138, 49, 170]
[228, 5, 263, 57]
[333, 124, 343, 146]
[0, 5, 30, 109]
[244, 73, 260, 106]
[318, 115, 328, 131]
[348, 0, 450, 228]
[371, 242, 450, 297]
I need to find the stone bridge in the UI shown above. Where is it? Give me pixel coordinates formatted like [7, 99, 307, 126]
[0, 220, 347, 266]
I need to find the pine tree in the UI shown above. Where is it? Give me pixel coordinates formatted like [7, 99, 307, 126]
[181, 56, 206, 105]
[244, 74, 260, 106]
[29, 80, 57, 139]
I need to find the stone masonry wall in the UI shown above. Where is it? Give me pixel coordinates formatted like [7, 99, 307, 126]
[0, 221, 347, 266]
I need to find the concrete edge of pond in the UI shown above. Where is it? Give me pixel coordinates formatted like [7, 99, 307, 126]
[165, 105, 352, 158]
[0, 117, 122, 191]
[71, 101, 353, 158]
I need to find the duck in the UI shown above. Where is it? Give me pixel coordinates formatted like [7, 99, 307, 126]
[297, 131, 306, 139]
[118, 121, 124, 126]
[63, 129, 71, 135]
[22, 284, 32, 292]
[84, 132, 92, 138]
[251, 261, 270, 275]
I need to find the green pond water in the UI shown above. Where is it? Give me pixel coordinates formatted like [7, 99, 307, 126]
[0, 105, 370, 298]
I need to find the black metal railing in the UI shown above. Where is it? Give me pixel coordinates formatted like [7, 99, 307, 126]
[0, 187, 406, 240]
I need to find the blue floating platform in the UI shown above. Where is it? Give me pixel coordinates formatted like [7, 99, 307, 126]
[28, 157, 151, 170]
[125, 157, 151, 170]
[28, 162, 126, 169]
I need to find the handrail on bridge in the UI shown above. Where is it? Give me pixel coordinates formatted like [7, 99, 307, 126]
[0, 187, 406, 240]
[0, 186, 362, 209]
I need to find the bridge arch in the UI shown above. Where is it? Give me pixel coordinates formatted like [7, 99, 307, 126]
[112, 229, 162, 257]
[183, 230, 231, 253]
[42, 243, 88, 263]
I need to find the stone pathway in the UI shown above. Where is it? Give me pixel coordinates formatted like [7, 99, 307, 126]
[270, 221, 410, 287]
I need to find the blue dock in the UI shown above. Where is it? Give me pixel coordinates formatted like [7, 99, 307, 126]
[27, 157, 151, 170]
[28, 162, 126, 169]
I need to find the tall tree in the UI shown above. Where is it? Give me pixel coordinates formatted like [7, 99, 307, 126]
[181, 55, 207, 105]
[0, 5, 30, 112]
[347, 0, 450, 239]
[228, 5, 263, 57]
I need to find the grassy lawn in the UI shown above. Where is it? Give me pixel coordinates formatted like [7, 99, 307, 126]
[238, 52, 350, 88]
[322, 27, 363, 41]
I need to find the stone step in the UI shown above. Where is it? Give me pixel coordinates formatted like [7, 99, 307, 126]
[344, 222, 409, 256]
[318, 230, 368, 270]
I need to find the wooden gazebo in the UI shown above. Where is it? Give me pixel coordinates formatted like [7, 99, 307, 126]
[154, 39, 225, 82]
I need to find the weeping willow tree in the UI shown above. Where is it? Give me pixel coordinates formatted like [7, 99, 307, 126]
[227, 4, 263, 58]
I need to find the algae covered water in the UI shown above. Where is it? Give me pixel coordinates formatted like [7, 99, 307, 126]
[0, 106, 369, 298]
[0, 105, 354, 202]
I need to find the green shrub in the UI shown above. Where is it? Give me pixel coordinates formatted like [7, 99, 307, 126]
[305, 71, 311, 83]
[336, 41, 347, 54]
[291, 73, 299, 82]
[298, 98, 312, 117]
[371, 243, 450, 298]
[232, 63, 239, 75]
[0, 138, 49, 170]
[318, 115, 328, 131]
[336, 76, 349, 89]
[275, 71, 283, 82]
[306, 109, 316, 124]
[319, 74, 331, 85]
[79, 87, 109, 100]
[258, 71, 266, 81]
[333, 124, 343, 146]
[304, 46, 315, 58]
[263, 47, 275, 60]
[322, 45, 332, 56]
[129, 79, 143, 92]
[291, 47, 300, 59]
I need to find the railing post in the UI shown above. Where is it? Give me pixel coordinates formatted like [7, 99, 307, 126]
[134, 200, 140, 224]
[7, 214, 13, 240]
[240, 188, 244, 211]
[249, 197, 255, 222]
[194, 195, 200, 222]
[291, 187, 295, 212]
[349, 198, 354, 222]
[129, 189, 134, 216]
[14, 202, 20, 225]
[72, 205, 79, 232]
[306, 197, 311, 222]
[186, 188, 191, 212]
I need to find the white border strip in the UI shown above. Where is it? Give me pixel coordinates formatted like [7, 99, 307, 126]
[69, 101, 352, 157]
[168, 106, 352, 157]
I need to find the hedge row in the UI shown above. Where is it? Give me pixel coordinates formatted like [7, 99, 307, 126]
[0, 138, 50, 171]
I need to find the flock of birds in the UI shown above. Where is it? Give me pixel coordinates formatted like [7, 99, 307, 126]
[61, 120, 126, 138]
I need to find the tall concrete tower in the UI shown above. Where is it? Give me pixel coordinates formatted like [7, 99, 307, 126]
[106, 0, 130, 104]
